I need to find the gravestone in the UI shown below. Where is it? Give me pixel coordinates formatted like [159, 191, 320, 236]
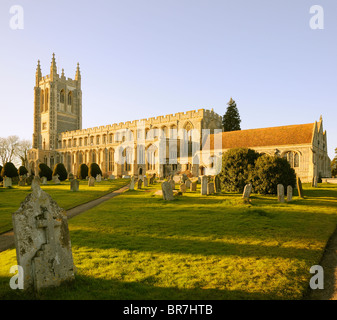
[207, 182, 214, 195]
[68, 173, 74, 181]
[26, 176, 33, 186]
[71, 179, 79, 192]
[3, 177, 12, 188]
[18, 176, 26, 186]
[296, 177, 304, 198]
[242, 184, 252, 202]
[41, 177, 48, 185]
[109, 175, 116, 180]
[12, 182, 75, 291]
[190, 181, 197, 192]
[129, 176, 135, 190]
[88, 176, 95, 187]
[173, 175, 181, 184]
[181, 174, 188, 183]
[161, 181, 174, 201]
[180, 183, 187, 193]
[52, 175, 61, 185]
[277, 184, 285, 203]
[185, 179, 191, 189]
[137, 179, 143, 189]
[122, 175, 131, 179]
[312, 176, 318, 188]
[214, 175, 221, 193]
[200, 176, 208, 195]
[143, 177, 148, 187]
[287, 185, 293, 202]
[96, 174, 102, 182]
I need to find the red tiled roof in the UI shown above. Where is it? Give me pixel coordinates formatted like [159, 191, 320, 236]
[206, 123, 315, 150]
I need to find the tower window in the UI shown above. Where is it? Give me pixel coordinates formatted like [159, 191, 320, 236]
[68, 92, 72, 106]
[60, 89, 65, 104]
[42, 122, 47, 131]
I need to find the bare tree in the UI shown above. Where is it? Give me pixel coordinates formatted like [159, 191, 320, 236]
[16, 139, 32, 167]
[0, 135, 20, 165]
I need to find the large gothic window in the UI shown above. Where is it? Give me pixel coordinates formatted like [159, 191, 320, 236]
[41, 90, 45, 112]
[283, 151, 300, 168]
[45, 88, 49, 112]
[60, 89, 65, 104]
[68, 91, 72, 108]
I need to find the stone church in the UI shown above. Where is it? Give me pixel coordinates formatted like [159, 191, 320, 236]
[28, 55, 331, 182]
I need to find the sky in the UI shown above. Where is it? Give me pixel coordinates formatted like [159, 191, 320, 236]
[0, 0, 336, 158]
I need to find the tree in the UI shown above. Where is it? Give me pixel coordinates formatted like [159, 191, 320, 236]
[16, 139, 32, 167]
[0, 165, 2, 182]
[1, 162, 19, 178]
[222, 98, 241, 132]
[331, 148, 337, 177]
[77, 163, 89, 180]
[18, 166, 28, 176]
[38, 163, 53, 181]
[0, 136, 20, 165]
[219, 148, 260, 193]
[53, 163, 68, 181]
[89, 163, 102, 178]
[253, 154, 296, 195]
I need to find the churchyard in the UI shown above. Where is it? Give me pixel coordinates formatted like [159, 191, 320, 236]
[1, 178, 337, 300]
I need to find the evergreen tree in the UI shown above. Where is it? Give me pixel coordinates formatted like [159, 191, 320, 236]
[222, 97, 241, 132]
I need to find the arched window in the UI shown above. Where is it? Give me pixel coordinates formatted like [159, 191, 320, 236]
[283, 151, 300, 168]
[41, 90, 45, 112]
[68, 91, 72, 107]
[45, 88, 49, 112]
[60, 90, 65, 104]
[108, 149, 114, 172]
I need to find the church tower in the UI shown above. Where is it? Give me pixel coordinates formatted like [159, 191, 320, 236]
[31, 54, 82, 170]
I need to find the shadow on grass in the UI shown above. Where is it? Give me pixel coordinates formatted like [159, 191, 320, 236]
[0, 275, 288, 300]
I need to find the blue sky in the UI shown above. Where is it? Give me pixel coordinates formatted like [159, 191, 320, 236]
[0, 0, 336, 158]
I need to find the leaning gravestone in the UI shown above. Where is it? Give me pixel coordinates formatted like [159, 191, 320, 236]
[129, 176, 135, 190]
[88, 176, 95, 187]
[180, 183, 187, 193]
[207, 182, 214, 195]
[287, 185, 293, 202]
[71, 179, 79, 192]
[277, 184, 285, 203]
[12, 182, 75, 291]
[242, 184, 252, 202]
[161, 181, 174, 201]
[296, 177, 304, 198]
[200, 176, 208, 195]
[3, 177, 12, 188]
[312, 176, 318, 188]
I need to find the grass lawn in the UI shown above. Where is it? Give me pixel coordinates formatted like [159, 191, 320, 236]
[0, 179, 129, 234]
[1, 182, 337, 300]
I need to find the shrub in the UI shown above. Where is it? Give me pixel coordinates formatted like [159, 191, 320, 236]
[253, 155, 296, 195]
[1, 162, 19, 178]
[18, 166, 28, 176]
[38, 163, 53, 181]
[77, 163, 89, 180]
[219, 148, 260, 193]
[0, 165, 2, 182]
[89, 163, 102, 178]
[52, 163, 68, 181]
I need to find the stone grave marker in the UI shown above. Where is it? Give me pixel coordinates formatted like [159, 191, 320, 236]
[207, 182, 214, 195]
[109, 175, 116, 180]
[129, 176, 135, 190]
[161, 181, 174, 201]
[287, 185, 293, 202]
[137, 179, 143, 189]
[71, 179, 79, 192]
[180, 183, 187, 193]
[143, 177, 148, 187]
[88, 176, 95, 187]
[3, 177, 12, 188]
[53, 175, 61, 185]
[190, 181, 197, 192]
[277, 184, 285, 203]
[96, 174, 102, 182]
[214, 175, 221, 193]
[18, 176, 26, 186]
[41, 177, 48, 185]
[296, 177, 304, 198]
[242, 184, 252, 202]
[185, 179, 191, 189]
[200, 176, 208, 195]
[12, 182, 75, 291]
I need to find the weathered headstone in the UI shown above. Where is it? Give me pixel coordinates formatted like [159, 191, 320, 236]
[109, 175, 116, 180]
[200, 176, 208, 195]
[180, 183, 187, 193]
[161, 181, 174, 201]
[12, 183, 75, 291]
[71, 179, 79, 192]
[287, 185, 293, 202]
[26, 176, 33, 186]
[277, 184, 285, 203]
[137, 179, 143, 189]
[41, 177, 48, 185]
[68, 173, 74, 181]
[312, 176, 318, 188]
[242, 184, 252, 202]
[3, 177, 12, 188]
[129, 176, 135, 190]
[185, 179, 191, 189]
[88, 176, 95, 187]
[18, 176, 26, 186]
[96, 174, 102, 182]
[207, 182, 214, 195]
[214, 175, 221, 193]
[173, 175, 181, 184]
[143, 177, 148, 187]
[52, 175, 61, 185]
[296, 177, 304, 198]
[190, 181, 197, 192]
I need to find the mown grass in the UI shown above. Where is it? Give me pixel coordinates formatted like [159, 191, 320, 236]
[0, 179, 129, 234]
[0, 183, 337, 300]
